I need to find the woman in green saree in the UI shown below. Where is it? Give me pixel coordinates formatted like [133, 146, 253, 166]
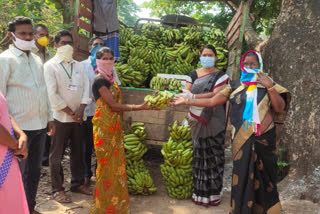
[173, 50, 290, 214]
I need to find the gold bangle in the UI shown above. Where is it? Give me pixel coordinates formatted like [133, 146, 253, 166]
[267, 87, 275, 92]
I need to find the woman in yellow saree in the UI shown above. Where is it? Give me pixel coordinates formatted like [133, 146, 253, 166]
[90, 47, 151, 214]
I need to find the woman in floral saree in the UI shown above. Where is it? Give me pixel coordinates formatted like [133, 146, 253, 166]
[174, 50, 290, 214]
[90, 47, 151, 214]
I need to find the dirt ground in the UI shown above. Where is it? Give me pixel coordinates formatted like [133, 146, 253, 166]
[35, 146, 320, 214]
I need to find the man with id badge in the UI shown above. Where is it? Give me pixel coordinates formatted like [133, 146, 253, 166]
[44, 30, 92, 203]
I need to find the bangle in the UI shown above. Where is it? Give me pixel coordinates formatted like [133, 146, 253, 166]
[267, 86, 275, 92]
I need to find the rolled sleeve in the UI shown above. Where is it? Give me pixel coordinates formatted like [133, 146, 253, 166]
[44, 63, 68, 111]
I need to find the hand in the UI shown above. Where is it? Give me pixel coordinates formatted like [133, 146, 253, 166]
[178, 89, 193, 99]
[47, 121, 56, 136]
[257, 73, 273, 89]
[73, 108, 84, 123]
[172, 95, 187, 106]
[14, 132, 28, 159]
[138, 101, 154, 110]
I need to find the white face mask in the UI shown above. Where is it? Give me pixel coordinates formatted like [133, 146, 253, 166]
[56, 44, 74, 63]
[11, 33, 35, 51]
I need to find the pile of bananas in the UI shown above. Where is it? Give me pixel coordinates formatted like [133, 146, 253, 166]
[160, 121, 193, 199]
[126, 159, 157, 195]
[124, 122, 157, 195]
[118, 24, 229, 88]
[150, 76, 182, 93]
[130, 122, 146, 141]
[144, 91, 174, 109]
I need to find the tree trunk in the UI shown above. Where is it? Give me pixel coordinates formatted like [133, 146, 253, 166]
[263, 0, 320, 202]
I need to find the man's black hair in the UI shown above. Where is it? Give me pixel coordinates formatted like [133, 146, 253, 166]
[54, 29, 73, 44]
[8, 16, 33, 33]
[34, 23, 49, 33]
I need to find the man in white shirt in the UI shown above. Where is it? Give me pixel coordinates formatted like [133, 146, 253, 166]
[0, 16, 55, 214]
[80, 37, 121, 185]
[44, 29, 91, 203]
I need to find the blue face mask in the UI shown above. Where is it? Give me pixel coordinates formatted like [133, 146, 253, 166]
[90, 45, 102, 70]
[200, 56, 215, 68]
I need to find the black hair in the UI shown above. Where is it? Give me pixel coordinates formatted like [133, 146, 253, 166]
[8, 16, 32, 33]
[54, 29, 73, 44]
[88, 37, 103, 46]
[245, 52, 259, 63]
[34, 24, 49, 33]
[200, 44, 217, 56]
[96, 47, 114, 59]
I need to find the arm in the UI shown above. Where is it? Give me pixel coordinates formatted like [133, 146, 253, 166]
[98, 86, 149, 111]
[174, 91, 228, 107]
[0, 57, 10, 95]
[11, 116, 28, 159]
[0, 124, 18, 150]
[267, 88, 285, 112]
[257, 73, 285, 112]
[43, 63, 69, 112]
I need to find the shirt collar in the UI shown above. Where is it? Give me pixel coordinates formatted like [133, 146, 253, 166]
[54, 54, 76, 64]
[9, 44, 26, 57]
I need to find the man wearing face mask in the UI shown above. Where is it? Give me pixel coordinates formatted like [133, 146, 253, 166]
[80, 37, 121, 185]
[0, 16, 55, 214]
[32, 24, 52, 63]
[44, 29, 92, 203]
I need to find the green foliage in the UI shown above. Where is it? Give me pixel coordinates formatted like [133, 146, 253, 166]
[118, 0, 141, 27]
[277, 147, 289, 170]
[250, 0, 282, 36]
[0, 0, 64, 47]
[143, 0, 282, 35]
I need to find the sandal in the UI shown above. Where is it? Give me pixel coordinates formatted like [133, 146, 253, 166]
[53, 191, 72, 203]
[71, 184, 92, 195]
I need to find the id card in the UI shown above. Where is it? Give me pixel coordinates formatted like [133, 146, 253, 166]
[68, 83, 78, 91]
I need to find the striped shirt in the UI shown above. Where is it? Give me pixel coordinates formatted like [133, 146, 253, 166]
[44, 55, 91, 123]
[0, 45, 52, 131]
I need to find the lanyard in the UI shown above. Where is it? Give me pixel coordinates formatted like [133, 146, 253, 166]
[60, 63, 73, 80]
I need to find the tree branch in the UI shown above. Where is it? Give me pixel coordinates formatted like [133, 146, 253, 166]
[243, 0, 264, 50]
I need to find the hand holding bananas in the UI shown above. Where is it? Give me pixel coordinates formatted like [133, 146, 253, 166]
[144, 91, 175, 109]
[124, 122, 157, 195]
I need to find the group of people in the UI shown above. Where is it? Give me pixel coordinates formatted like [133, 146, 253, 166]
[0, 15, 290, 214]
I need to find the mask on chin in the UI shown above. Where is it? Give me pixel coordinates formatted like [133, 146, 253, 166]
[56, 45, 74, 63]
[11, 33, 35, 51]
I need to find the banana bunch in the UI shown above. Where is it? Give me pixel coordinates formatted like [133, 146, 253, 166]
[215, 47, 229, 70]
[144, 91, 174, 109]
[126, 159, 157, 195]
[150, 50, 170, 76]
[124, 123, 157, 195]
[124, 133, 147, 161]
[149, 76, 182, 92]
[141, 23, 164, 40]
[168, 121, 192, 142]
[119, 25, 134, 46]
[114, 63, 146, 87]
[161, 138, 193, 167]
[130, 122, 146, 141]
[160, 121, 193, 199]
[117, 24, 228, 88]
